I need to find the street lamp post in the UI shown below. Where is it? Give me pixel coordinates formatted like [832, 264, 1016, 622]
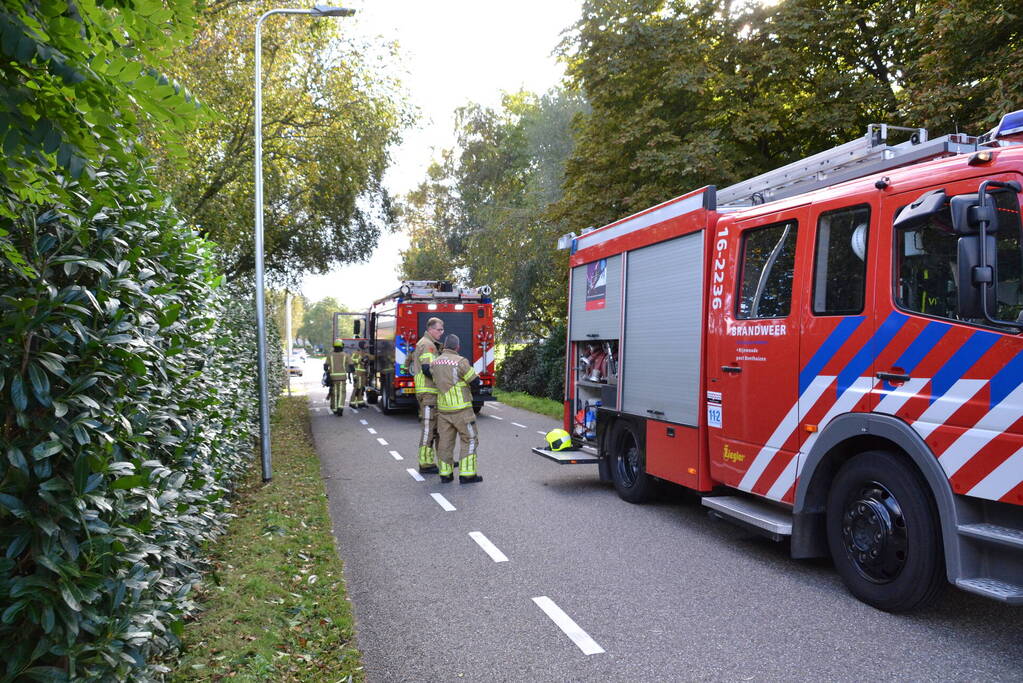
[254, 4, 355, 483]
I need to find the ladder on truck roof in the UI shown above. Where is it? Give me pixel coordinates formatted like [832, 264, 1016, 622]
[717, 124, 979, 208]
[373, 280, 493, 306]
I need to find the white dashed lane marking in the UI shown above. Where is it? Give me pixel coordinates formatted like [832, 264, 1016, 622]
[537, 431, 546, 435]
[406, 468, 424, 481]
[469, 532, 508, 563]
[377, 437, 389, 446]
[374, 405, 381, 412]
[390, 450, 403, 461]
[531, 597, 605, 656]
[489, 415, 504, 420]
[359, 419, 368, 425]
[367, 428, 377, 434]
[430, 493, 456, 512]
[512, 422, 527, 429]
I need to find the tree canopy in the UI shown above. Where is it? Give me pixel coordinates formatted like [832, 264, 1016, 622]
[152, 1, 415, 282]
[399, 89, 587, 338]
[299, 296, 354, 350]
[399, 0, 1023, 343]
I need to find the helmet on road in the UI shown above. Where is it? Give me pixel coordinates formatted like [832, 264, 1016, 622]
[545, 428, 572, 452]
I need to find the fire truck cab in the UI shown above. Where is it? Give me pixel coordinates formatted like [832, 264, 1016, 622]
[535, 113, 1023, 611]
[362, 281, 496, 414]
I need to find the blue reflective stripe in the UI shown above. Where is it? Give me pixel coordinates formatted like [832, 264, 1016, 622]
[876, 321, 951, 393]
[836, 312, 907, 397]
[931, 331, 999, 404]
[893, 321, 950, 374]
[799, 316, 865, 395]
[990, 349, 1023, 408]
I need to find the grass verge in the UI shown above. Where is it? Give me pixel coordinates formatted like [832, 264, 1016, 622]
[172, 396, 362, 682]
[493, 388, 563, 420]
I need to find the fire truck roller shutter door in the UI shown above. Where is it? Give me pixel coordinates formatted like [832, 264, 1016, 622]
[621, 232, 705, 426]
[570, 253, 622, 341]
[418, 312, 475, 361]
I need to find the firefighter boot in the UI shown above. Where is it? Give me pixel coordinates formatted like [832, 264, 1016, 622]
[438, 460, 454, 483]
[418, 446, 438, 474]
[459, 454, 482, 483]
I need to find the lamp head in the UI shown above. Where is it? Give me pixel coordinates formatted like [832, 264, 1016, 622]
[312, 4, 355, 16]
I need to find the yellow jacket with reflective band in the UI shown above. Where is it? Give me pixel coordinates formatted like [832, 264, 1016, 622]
[431, 349, 477, 412]
[411, 334, 440, 395]
[328, 350, 349, 379]
[352, 350, 369, 376]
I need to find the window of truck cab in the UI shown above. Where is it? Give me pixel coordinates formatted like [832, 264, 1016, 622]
[893, 187, 1023, 325]
[736, 220, 798, 320]
[812, 205, 871, 315]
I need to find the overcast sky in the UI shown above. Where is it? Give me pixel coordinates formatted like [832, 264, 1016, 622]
[300, 0, 582, 310]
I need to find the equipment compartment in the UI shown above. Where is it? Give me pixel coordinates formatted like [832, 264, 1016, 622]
[572, 339, 618, 443]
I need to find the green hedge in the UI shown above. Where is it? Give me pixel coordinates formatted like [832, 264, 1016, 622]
[0, 164, 283, 681]
[495, 323, 565, 401]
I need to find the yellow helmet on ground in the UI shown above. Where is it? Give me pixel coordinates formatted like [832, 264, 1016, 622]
[545, 428, 572, 451]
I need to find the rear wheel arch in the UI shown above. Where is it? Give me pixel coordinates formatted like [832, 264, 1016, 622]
[793, 413, 961, 582]
[606, 414, 658, 504]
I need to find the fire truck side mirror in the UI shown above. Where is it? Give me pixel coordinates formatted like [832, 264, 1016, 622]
[353, 319, 362, 337]
[893, 189, 947, 230]
[957, 233, 998, 318]
[950, 193, 1000, 235]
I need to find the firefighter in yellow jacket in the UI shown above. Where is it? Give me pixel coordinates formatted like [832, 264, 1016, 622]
[430, 334, 482, 483]
[325, 338, 349, 416]
[349, 340, 369, 408]
[410, 317, 444, 472]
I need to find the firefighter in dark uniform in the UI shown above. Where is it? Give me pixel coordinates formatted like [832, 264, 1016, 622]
[430, 334, 482, 483]
[410, 317, 444, 473]
[325, 338, 349, 415]
[349, 340, 369, 408]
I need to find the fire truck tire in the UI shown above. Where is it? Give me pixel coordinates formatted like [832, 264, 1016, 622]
[609, 421, 657, 504]
[366, 389, 378, 405]
[825, 450, 944, 613]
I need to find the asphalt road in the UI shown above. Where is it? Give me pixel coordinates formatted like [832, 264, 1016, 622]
[289, 361, 1023, 682]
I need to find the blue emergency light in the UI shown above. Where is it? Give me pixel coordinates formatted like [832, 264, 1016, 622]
[985, 109, 1023, 141]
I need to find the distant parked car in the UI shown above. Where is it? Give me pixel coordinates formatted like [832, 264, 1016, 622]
[284, 354, 303, 377]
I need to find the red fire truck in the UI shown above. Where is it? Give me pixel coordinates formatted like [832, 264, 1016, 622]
[534, 112, 1023, 612]
[358, 281, 496, 414]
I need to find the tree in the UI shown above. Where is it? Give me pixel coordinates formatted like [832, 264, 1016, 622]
[151, 1, 415, 282]
[553, 0, 914, 232]
[399, 89, 588, 339]
[901, 0, 1023, 133]
[299, 296, 353, 351]
[0, 0, 202, 229]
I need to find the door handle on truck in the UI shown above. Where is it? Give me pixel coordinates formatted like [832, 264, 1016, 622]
[646, 409, 665, 417]
[721, 365, 742, 374]
[876, 371, 911, 383]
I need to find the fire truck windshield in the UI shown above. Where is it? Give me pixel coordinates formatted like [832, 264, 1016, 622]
[896, 189, 1023, 325]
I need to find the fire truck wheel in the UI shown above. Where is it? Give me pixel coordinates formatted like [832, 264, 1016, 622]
[366, 389, 378, 405]
[825, 450, 944, 613]
[380, 388, 394, 414]
[609, 421, 657, 504]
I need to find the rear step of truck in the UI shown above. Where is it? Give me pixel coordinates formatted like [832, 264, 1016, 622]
[956, 578, 1023, 604]
[954, 522, 1023, 604]
[702, 495, 793, 541]
[531, 443, 600, 465]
